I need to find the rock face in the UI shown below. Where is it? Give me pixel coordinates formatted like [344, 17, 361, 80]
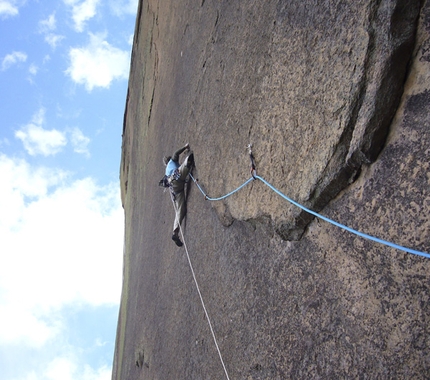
[113, 0, 430, 379]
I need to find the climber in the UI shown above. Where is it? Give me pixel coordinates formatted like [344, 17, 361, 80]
[160, 143, 194, 247]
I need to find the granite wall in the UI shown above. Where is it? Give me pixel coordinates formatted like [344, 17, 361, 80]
[113, 1, 430, 378]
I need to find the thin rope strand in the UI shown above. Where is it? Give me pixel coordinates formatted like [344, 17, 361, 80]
[170, 194, 231, 380]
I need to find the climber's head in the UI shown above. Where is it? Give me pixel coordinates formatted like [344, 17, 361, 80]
[163, 156, 171, 166]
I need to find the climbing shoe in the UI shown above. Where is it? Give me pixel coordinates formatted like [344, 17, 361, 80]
[172, 234, 183, 247]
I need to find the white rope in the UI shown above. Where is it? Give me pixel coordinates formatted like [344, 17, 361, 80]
[170, 194, 231, 380]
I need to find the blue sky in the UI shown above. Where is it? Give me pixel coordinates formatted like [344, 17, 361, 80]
[0, 0, 137, 379]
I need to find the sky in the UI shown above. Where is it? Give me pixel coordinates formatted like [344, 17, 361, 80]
[0, 0, 138, 379]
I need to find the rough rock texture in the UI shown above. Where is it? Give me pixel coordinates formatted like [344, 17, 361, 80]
[113, 0, 430, 379]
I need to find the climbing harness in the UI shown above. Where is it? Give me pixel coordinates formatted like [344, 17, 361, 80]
[188, 147, 430, 259]
[159, 169, 186, 200]
[172, 168, 183, 181]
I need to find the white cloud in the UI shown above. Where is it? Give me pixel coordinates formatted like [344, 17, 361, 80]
[45, 33, 65, 48]
[128, 33, 134, 45]
[70, 127, 91, 156]
[29, 63, 38, 75]
[66, 33, 130, 91]
[15, 110, 92, 157]
[39, 13, 65, 48]
[2, 354, 112, 380]
[46, 357, 75, 380]
[110, 0, 138, 16]
[0, 0, 19, 18]
[0, 154, 123, 349]
[64, 0, 101, 32]
[44, 358, 111, 380]
[39, 12, 56, 33]
[0, 137, 10, 147]
[15, 109, 67, 156]
[82, 364, 112, 380]
[1, 51, 27, 71]
[0, 304, 60, 347]
[32, 107, 44, 125]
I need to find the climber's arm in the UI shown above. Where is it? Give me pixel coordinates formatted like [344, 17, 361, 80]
[171, 143, 190, 162]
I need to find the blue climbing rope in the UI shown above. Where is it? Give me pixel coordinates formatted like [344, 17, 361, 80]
[190, 174, 254, 201]
[189, 173, 430, 259]
[255, 175, 430, 259]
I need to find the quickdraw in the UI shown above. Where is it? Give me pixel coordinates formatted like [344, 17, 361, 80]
[248, 143, 257, 179]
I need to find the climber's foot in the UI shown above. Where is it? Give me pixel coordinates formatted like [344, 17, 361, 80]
[172, 234, 183, 247]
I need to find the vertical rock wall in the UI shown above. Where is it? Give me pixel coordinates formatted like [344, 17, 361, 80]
[114, 0, 430, 379]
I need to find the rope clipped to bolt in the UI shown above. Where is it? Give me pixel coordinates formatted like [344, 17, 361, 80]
[188, 144, 430, 259]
